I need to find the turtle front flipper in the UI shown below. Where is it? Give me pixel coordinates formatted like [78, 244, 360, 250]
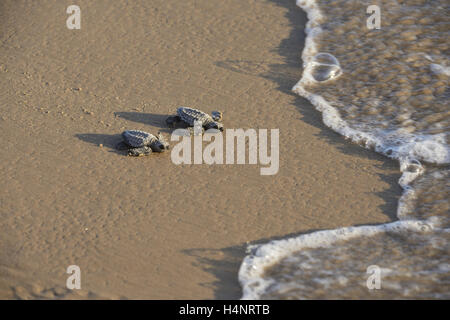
[128, 146, 152, 157]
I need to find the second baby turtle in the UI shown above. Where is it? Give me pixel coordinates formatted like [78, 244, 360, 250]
[166, 107, 223, 134]
[117, 130, 169, 157]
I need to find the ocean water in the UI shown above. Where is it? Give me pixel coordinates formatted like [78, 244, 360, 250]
[239, 0, 449, 299]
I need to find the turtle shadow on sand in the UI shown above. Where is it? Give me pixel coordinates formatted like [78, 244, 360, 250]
[114, 112, 174, 133]
[76, 109, 209, 156]
[76, 132, 171, 156]
[75, 133, 127, 155]
[76, 113, 176, 155]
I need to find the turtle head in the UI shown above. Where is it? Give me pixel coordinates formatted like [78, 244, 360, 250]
[211, 111, 223, 122]
[151, 132, 170, 152]
[157, 132, 170, 151]
[205, 121, 223, 132]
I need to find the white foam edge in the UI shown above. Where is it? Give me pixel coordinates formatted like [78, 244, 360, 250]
[239, 220, 435, 300]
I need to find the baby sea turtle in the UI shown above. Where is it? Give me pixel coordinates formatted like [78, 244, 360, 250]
[117, 130, 169, 157]
[166, 107, 223, 134]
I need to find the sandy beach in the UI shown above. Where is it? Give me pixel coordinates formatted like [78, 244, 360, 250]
[0, 0, 402, 299]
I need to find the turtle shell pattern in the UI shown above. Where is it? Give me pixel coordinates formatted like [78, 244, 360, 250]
[177, 107, 213, 126]
[122, 130, 158, 148]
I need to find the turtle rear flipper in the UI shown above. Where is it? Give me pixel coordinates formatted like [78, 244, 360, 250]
[128, 146, 152, 157]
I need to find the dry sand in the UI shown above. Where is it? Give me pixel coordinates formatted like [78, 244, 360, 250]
[0, 0, 401, 299]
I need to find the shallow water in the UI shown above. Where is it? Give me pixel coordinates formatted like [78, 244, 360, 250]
[260, 229, 449, 299]
[239, 0, 449, 299]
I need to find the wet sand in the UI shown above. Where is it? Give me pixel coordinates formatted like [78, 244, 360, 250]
[0, 0, 401, 299]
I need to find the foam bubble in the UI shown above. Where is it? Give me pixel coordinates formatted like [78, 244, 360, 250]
[308, 53, 342, 82]
[430, 63, 450, 77]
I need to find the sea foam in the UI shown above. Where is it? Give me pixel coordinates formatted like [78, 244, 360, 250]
[239, 0, 450, 299]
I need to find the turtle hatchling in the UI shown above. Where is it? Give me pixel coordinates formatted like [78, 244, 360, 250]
[117, 130, 169, 157]
[166, 107, 223, 134]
